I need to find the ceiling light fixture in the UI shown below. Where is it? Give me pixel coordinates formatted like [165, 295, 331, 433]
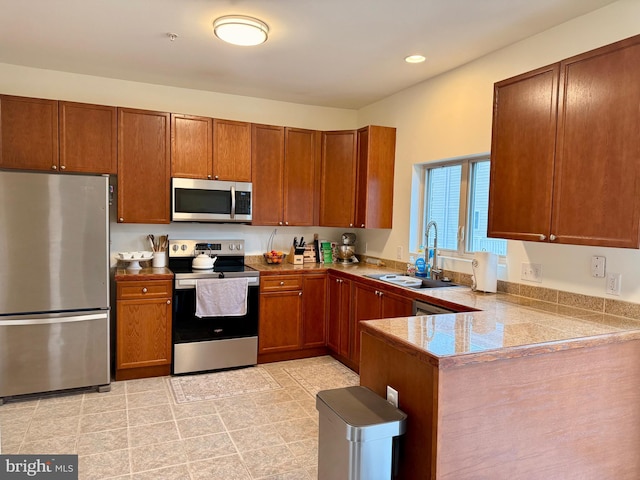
[405, 54, 426, 64]
[213, 15, 269, 46]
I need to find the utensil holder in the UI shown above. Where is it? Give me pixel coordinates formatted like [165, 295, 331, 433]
[152, 252, 167, 268]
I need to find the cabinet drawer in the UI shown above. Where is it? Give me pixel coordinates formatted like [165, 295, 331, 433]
[260, 275, 303, 292]
[117, 280, 172, 300]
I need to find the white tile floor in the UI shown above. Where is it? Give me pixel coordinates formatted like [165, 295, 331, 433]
[0, 356, 359, 479]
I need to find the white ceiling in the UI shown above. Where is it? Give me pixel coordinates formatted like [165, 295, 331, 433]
[0, 0, 618, 109]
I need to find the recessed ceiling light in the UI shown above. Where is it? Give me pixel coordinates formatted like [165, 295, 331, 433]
[213, 15, 269, 46]
[405, 55, 426, 64]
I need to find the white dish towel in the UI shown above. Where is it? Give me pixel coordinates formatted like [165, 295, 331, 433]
[195, 277, 249, 318]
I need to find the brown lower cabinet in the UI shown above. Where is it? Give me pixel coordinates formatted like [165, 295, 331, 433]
[351, 280, 413, 371]
[258, 272, 328, 362]
[115, 279, 173, 380]
[327, 273, 353, 365]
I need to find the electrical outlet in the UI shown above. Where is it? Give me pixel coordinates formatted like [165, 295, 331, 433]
[396, 246, 403, 260]
[606, 273, 621, 295]
[386, 386, 399, 407]
[521, 263, 542, 283]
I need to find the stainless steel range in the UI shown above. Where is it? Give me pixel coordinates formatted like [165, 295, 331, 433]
[169, 239, 260, 375]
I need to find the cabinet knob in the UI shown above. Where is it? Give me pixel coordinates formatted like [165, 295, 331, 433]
[360, 224, 365, 228]
[51, 165, 57, 170]
[285, 221, 289, 226]
[214, 175, 219, 180]
[60, 165, 66, 170]
[539, 234, 546, 241]
[167, 300, 171, 305]
[207, 175, 212, 179]
[142, 287, 148, 293]
[299, 292, 302, 296]
[279, 222, 283, 226]
[550, 234, 557, 241]
[280, 281, 285, 286]
[119, 218, 124, 222]
[349, 223, 353, 227]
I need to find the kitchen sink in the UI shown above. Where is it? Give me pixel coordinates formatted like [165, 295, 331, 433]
[365, 274, 457, 289]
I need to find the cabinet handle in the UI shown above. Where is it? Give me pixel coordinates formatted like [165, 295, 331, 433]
[167, 300, 171, 305]
[550, 234, 557, 241]
[51, 165, 57, 170]
[539, 234, 546, 241]
[142, 287, 148, 293]
[280, 281, 285, 286]
[60, 165, 66, 170]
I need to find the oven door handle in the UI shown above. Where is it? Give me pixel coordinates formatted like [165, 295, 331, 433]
[175, 277, 259, 289]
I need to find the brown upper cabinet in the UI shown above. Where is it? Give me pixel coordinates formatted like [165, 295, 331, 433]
[320, 126, 396, 228]
[0, 95, 117, 174]
[170, 114, 212, 179]
[489, 34, 640, 248]
[252, 124, 320, 226]
[213, 119, 251, 181]
[355, 126, 396, 229]
[319, 130, 358, 227]
[117, 107, 171, 224]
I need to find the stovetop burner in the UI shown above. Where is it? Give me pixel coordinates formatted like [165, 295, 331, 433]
[168, 239, 259, 281]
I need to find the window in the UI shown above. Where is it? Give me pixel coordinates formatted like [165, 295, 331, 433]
[413, 154, 507, 257]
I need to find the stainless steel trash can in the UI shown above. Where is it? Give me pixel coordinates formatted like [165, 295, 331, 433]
[316, 386, 407, 480]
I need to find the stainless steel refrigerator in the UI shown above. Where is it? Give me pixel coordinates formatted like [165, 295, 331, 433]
[0, 171, 110, 402]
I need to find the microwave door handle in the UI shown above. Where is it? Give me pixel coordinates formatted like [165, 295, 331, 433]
[230, 185, 236, 219]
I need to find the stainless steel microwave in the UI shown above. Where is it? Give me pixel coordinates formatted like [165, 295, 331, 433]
[171, 178, 252, 223]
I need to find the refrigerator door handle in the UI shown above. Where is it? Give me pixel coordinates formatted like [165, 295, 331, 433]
[0, 312, 108, 326]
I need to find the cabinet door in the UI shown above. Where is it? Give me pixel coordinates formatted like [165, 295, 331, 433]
[488, 64, 559, 242]
[355, 126, 396, 229]
[171, 114, 212, 179]
[117, 108, 171, 223]
[380, 290, 413, 318]
[59, 102, 117, 174]
[552, 37, 640, 248]
[213, 119, 251, 181]
[301, 273, 327, 348]
[258, 290, 302, 353]
[116, 297, 172, 369]
[284, 128, 320, 226]
[251, 124, 284, 225]
[0, 95, 58, 171]
[319, 130, 357, 227]
[351, 282, 382, 366]
[327, 275, 350, 358]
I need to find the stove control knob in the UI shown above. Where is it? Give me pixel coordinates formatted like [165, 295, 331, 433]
[181, 244, 188, 251]
[229, 244, 235, 250]
[172, 245, 179, 252]
[236, 243, 243, 251]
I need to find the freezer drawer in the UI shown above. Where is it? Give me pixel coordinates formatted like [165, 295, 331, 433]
[0, 311, 110, 399]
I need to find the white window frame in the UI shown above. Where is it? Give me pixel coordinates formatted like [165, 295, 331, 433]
[411, 152, 506, 259]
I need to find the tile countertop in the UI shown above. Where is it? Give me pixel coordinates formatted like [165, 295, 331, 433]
[259, 261, 640, 370]
[114, 267, 174, 281]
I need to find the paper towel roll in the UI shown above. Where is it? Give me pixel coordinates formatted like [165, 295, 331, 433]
[472, 251, 498, 293]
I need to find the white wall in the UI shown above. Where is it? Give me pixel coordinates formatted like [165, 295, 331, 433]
[356, 0, 640, 302]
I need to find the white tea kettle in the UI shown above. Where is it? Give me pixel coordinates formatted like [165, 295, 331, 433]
[192, 253, 217, 270]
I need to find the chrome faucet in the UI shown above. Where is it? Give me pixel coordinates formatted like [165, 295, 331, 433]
[425, 220, 441, 280]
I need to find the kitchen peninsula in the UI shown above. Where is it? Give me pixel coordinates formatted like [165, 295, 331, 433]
[358, 288, 640, 479]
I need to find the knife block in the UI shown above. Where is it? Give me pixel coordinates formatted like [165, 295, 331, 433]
[287, 246, 304, 265]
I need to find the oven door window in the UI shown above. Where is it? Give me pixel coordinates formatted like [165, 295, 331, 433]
[174, 188, 231, 214]
[172, 286, 258, 343]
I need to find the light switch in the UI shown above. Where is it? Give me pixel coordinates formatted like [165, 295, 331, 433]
[591, 256, 606, 278]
